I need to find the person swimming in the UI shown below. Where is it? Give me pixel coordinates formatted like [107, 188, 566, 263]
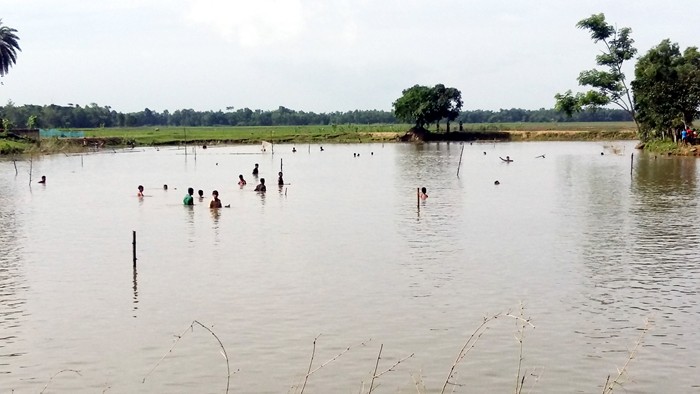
[137, 185, 144, 197]
[419, 187, 428, 200]
[238, 174, 247, 186]
[252, 163, 259, 176]
[500, 156, 513, 162]
[198, 189, 204, 200]
[38, 175, 46, 184]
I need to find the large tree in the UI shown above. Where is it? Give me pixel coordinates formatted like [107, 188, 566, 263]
[632, 40, 700, 141]
[432, 84, 463, 131]
[555, 13, 638, 131]
[0, 19, 21, 77]
[393, 84, 462, 130]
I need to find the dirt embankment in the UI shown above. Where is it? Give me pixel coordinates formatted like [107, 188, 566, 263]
[398, 128, 637, 142]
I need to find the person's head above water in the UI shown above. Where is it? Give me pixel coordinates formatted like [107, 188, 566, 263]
[421, 187, 427, 194]
[239, 174, 244, 179]
[278, 172, 283, 176]
[198, 189, 204, 197]
[138, 185, 144, 192]
[163, 184, 168, 190]
[187, 187, 194, 195]
[260, 178, 265, 184]
[255, 163, 259, 167]
[212, 190, 219, 197]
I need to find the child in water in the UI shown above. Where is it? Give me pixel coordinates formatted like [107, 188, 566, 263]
[210, 190, 222, 209]
[419, 187, 428, 200]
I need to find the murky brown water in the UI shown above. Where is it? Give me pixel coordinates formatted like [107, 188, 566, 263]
[1, 141, 699, 393]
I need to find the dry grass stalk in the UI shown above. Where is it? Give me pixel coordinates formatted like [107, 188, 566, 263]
[142, 320, 233, 394]
[292, 337, 371, 394]
[299, 334, 320, 394]
[511, 302, 535, 394]
[368, 343, 383, 394]
[440, 312, 502, 394]
[601, 318, 652, 394]
[374, 352, 414, 379]
[39, 369, 82, 393]
[410, 371, 426, 394]
[441, 309, 535, 394]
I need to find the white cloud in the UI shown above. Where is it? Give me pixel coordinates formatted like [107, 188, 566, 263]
[186, 0, 305, 47]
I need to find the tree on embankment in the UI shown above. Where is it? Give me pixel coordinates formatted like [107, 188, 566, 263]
[632, 40, 700, 141]
[554, 13, 639, 134]
[393, 84, 463, 135]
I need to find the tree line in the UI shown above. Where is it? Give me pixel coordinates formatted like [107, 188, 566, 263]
[0, 102, 631, 130]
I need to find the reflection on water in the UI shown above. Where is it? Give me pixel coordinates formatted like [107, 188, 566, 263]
[0, 142, 699, 392]
[0, 176, 29, 376]
[132, 267, 138, 318]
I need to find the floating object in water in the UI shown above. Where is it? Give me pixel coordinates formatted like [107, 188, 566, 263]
[494, 180, 500, 185]
[535, 154, 545, 159]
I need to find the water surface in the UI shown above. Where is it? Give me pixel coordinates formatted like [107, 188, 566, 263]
[1, 141, 699, 393]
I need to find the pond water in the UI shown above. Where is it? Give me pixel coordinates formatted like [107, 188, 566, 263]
[1, 141, 699, 393]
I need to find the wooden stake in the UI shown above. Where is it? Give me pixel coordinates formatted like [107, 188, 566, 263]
[417, 188, 420, 213]
[457, 144, 465, 177]
[29, 155, 33, 186]
[280, 158, 283, 172]
[630, 153, 634, 177]
[132, 230, 137, 267]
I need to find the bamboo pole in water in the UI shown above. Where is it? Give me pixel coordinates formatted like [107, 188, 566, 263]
[630, 153, 634, 177]
[457, 144, 465, 177]
[28, 156, 33, 186]
[417, 187, 420, 213]
[132, 231, 137, 267]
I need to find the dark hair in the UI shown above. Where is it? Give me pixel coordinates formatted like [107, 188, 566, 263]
[198, 189, 204, 196]
[188, 187, 194, 194]
[138, 185, 143, 190]
[421, 187, 427, 193]
[212, 190, 219, 196]
[260, 178, 265, 184]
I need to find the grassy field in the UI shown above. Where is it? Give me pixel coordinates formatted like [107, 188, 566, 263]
[81, 124, 410, 145]
[1, 122, 641, 155]
[77, 122, 638, 145]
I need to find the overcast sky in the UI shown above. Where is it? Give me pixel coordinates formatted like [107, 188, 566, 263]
[2, 0, 699, 113]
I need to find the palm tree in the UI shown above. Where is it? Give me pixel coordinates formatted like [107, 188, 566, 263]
[0, 19, 21, 77]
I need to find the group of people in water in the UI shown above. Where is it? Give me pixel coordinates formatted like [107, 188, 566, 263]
[136, 162, 288, 209]
[181, 187, 224, 208]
